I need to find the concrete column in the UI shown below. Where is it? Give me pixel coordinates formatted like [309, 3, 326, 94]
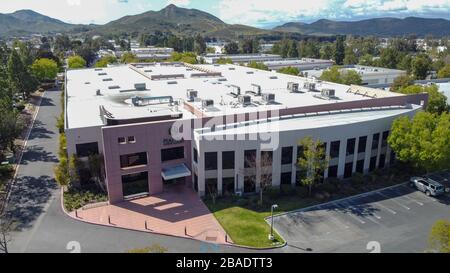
[197, 144, 206, 197]
[217, 151, 223, 196]
[255, 148, 261, 192]
[324, 141, 330, 178]
[291, 145, 297, 186]
[272, 147, 282, 187]
[337, 140, 346, 178]
[364, 135, 373, 174]
[235, 144, 244, 193]
[352, 137, 359, 173]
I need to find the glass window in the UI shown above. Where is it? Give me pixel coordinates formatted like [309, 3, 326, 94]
[358, 136, 367, 154]
[297, 145, 305, 161]
[356, 159, 365, 173]
[222, 177, 235, 196]
[296, 170, 307, 185]
[127, 136, 136, 143]
[244, 176, 256, 193]
[118, 137, 126, 144]
[205, 178, 218, 196]
[369, 156, 377, 171]
[344, 162, 353, 178]
[76, 142, 99, 157]
[244, 150, 257, 168]
[379, 154, 386, 168]
[281, 172, 292, 185]
[193, 148, 198, 163]
[122, 172, 148, 197]
[346, 138, 356, 156]
[382, 131, 389, 148]
[161, 146, 184, 162]
[222, 151, 235, 170]
[281, 147, 293, 165]
[330, 141, 340, 159]
[120, 152, 147, 168]
[328, 165, 338, 178]
[261, 150, 273, 166]
[205, 152, 218, 171]
[372, 133, 380, 150]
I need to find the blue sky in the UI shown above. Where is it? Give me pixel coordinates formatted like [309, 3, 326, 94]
[1, 0, 450, 27]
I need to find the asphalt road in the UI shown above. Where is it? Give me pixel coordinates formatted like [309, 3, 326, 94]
[4, 89, 251, 253]
[273, 183, 450, 253]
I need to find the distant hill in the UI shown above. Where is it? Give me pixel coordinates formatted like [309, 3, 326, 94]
[91, 4, 272, 39]
[0, 10, 78, 36]
[274, 17, 450, 37]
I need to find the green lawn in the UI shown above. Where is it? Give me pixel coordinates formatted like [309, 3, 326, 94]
[205, 192, 318, 248]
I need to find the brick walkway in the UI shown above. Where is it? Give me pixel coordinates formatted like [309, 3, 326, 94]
[69, 185, 231, 244]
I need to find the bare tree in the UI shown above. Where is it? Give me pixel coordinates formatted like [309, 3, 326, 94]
[88, 153, 106, 193]
[0, 213, 13, 253]
[297, 137, 329, 196]
[242, 151, 273, 205]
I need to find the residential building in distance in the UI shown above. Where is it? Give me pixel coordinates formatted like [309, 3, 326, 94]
[201, 53, 283, 64]
[304, 65, 407, 85]
[64, 62, 427, 203]
[264, 58, 334, 72]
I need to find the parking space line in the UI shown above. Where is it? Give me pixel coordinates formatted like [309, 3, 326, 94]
[388, 188, 424, 206]
[373, 202, 397, 215]
[376, 192, 411, 210]
[334, 203, 366, 224]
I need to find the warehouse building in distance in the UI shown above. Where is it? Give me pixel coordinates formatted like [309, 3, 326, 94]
[200, 53, 282, 64]
[304, 65, 407, 85]
[264, 58, 334, 72]
[64, 62, 427, 204]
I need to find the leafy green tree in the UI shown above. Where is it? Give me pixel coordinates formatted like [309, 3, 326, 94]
[297, 137, 328, 196]
[7, 49, 38, 98]
[287, 41, 299, 58]
[68, 55, 86, 69]
[320, 43, 334, 60]
[341, 70, 363, 85]
[277, 67, 299, 76]
[428, 219, 450, 253]
[411, 54, 432, 80]
[224, 42, 239, 54]
[398, 85, 448, 114]
[95, 55, 117, 68]
[343, 47, 358, 65]
[334, 36, 345, 65]
[397, 54, 413, 73]
[437, 64, 450, 78]
[247, 61, 268, 71]
[388, 112, 450, 172]
[358, 54, 373, 66]
[390, 75, 413, 92]
[320, 66, 342, 84]
[31, 58, 58, 82]
[194, 35, 206, 55]
[216, 58, 233, 64]
[379, 48, 400, 69]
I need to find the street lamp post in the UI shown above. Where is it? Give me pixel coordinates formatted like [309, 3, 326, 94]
[269, 204, 278, 241]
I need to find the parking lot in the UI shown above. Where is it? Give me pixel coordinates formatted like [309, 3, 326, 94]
[273, 172, 450, 253]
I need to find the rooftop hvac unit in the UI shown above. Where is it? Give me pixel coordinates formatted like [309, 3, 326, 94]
[202, 99, 214, 108]
[304, 82, 316, 92]
[321, 89, 336, 98]
[287, 82, 299, 92]
[262, 93, 275, 104]
[252, 84, 262, 96]
[96, 89, 101, 96]
[134, 83, 146, 91]
[239, 95, 252, 105]
[186, 89, 198, 102]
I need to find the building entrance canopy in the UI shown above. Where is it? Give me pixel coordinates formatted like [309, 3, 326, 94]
[161, 163, 192, 181]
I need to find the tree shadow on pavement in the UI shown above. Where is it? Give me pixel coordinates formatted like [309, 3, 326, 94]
[20, 146, 58, 165]
[5, 175, 58, 231]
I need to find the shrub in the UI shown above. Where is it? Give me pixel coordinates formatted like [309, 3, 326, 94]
[280, 184, 296, 196]
[350, 173, 365, 188]
[63, 188, 107, 211]
[296, 186, 309, 198]
[0, 164, 13, 180]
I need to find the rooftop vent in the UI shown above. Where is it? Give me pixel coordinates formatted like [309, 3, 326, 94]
[167, 81, 178, 85]
[246, 71, 254, 74]
[304, 82, 317, 92]
[230, 85, 241, 96]
[287, 82, 299, 93]
[98, 72, 107, 76]
[102, 78, 113, 82]
[218, 78, 227, 82]
[96, 89, 102, 96]
[262, 93, 275, 104]
[94, 68, 103, 71]
[228, 67, 235, 70]
[186, 89, 198, 102]
[239, 95, 252, 106]
[108, 85, 120, 90]
[269, 76, 278, 79]
[202, 99, 214, 108]
[251, 84, 262, 96]
[134, 83, 146, 90]
[321, 89, 336, 98]
[144, 69, 153, 73]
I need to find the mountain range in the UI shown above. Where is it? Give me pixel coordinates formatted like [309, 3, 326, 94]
[1, 4, 450, 38]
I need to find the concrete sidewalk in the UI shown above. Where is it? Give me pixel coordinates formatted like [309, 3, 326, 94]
[69, 185, 231, 244]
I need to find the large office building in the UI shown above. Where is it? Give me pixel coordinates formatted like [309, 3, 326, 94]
[65, 62, 427, 203]
[304, 65, 407, 85]
[201, 53, 282, 64]
[264, 58, 334, 72]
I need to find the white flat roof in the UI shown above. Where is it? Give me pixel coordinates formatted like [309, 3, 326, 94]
[65, 63, 402, 129]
